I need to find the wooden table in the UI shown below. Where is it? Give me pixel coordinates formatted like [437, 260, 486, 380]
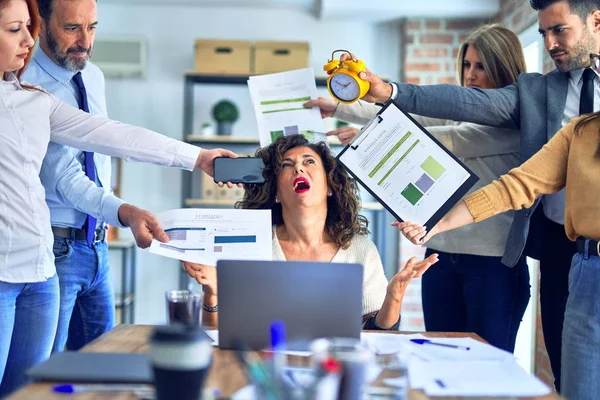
[9, 324, 561, 400]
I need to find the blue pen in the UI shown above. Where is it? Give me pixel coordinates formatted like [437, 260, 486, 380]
[434, 379, 447, 388]
[269, 321, 291, 386]
[52, 384, 152, 393]
[270, 320, 286, 349]
[410, 339, 470, 350]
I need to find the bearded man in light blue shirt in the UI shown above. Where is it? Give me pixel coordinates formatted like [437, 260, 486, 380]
[22, 0, 165, 352]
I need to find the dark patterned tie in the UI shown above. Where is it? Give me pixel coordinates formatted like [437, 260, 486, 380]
[579, 68, 595, 115]
[71, 72, 97, 246]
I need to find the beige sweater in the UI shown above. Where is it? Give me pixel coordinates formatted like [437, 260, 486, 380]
[272, 229, 388, 316]
[465, 115, 600, 241]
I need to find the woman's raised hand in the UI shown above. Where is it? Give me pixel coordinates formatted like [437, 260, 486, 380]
[386, 253, 439, 301]
[182, 262, 217, 296]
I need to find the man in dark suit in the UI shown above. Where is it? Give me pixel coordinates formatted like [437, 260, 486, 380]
[350, 0, 600, 395]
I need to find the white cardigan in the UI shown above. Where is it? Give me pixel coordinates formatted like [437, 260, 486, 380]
[272, 229, 388, 316]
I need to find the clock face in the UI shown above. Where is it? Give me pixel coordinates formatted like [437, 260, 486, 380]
[330, 73, 360, 102]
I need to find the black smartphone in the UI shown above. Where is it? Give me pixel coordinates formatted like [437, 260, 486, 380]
[213, 157, 265, 184]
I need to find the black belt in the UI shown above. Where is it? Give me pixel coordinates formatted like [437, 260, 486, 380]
[576, 237, 600, 257]
[51, 226, 107, 243]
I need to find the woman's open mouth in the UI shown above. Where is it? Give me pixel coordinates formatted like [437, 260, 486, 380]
[293, 177, 310, 193]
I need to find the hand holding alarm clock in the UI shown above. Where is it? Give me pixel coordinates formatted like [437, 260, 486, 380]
[323, 50, 370, 104]
[323, 50, 393, 105]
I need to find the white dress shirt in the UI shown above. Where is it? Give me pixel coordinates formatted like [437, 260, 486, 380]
[542, 68, 600, 225]
[0, 72, 201, 283]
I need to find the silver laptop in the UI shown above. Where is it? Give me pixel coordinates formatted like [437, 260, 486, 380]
[216, 260, 364, 351]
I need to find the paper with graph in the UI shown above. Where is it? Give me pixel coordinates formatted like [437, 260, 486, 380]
[148, 209, 272, 265]
[336, 102, 478, 227]
[248, 68, 326, 147]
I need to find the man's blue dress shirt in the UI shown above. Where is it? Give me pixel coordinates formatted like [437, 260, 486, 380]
[22, 49, 125, 229]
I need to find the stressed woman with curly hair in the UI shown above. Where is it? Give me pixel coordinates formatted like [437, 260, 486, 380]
[184, 134, 438, 329]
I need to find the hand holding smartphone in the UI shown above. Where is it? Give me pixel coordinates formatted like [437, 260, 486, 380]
[213, 157, 265, 184]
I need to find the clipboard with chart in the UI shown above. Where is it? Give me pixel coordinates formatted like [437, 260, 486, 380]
[336, 101, 479, 228]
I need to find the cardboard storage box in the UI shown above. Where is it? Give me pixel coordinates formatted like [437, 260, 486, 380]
[253, 41, 309, 74]
[194, 39, 252, 75]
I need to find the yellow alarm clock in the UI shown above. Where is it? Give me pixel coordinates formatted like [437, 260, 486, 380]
[323, 50, 370, 104]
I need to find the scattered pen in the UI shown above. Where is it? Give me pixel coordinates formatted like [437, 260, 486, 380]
[434, 379, 447, 388]
[52, 383, 153, 394]
[410, 339, 470, 350]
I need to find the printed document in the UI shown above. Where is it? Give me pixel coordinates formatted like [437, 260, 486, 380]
[248, 68, 326, 147]
[149, 209, 272, 265]
[337, 102, 478, 227]
[421, 360, 550, 397]
[359, 333, 549, 397]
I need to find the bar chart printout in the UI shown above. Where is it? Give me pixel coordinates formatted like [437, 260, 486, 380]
[248, 68, 327, 147]
[149, 209, 272, 264]
[336, 102, 476, 226]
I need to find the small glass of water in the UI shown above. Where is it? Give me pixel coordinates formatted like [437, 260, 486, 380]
[165, 290, 202, 326]
[368, 342, 410, 399]
[311, 337, 374, 400]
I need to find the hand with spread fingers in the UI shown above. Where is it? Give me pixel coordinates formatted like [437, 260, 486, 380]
[182, 262, 217, 296]
[386, 254, 439, 301]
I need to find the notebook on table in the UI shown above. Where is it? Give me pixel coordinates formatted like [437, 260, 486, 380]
[26, 352, 152, 383]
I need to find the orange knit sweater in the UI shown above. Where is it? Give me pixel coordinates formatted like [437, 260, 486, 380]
[464, 115, 600, 241]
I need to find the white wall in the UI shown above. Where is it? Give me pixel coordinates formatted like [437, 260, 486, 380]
[97, 3, 401, 323]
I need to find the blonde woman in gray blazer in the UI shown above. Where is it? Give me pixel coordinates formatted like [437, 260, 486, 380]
[305, 24, 530, 354]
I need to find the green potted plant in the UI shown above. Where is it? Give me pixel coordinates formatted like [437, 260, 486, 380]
[212, 100, 239, 136]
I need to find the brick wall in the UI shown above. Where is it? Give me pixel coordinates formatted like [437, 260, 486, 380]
[498, 0, 554, 72]
[498, 0, 537, 34]
[402, 19, 487, 87]
[397, 0, 556, 387]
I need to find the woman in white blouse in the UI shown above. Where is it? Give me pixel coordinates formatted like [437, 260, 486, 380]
[0, 0, 234, 395]
[183, 134, 439, 330]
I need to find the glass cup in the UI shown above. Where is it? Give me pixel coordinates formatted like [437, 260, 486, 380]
[165, 290, 202, 326]
[368, 342, 411, 399]
[311, 337, 374, 400]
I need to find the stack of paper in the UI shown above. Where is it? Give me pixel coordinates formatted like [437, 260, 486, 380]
[247, 68, 326, 147]
[416, 359, 551, 397]
[360, 333, 551, 397]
